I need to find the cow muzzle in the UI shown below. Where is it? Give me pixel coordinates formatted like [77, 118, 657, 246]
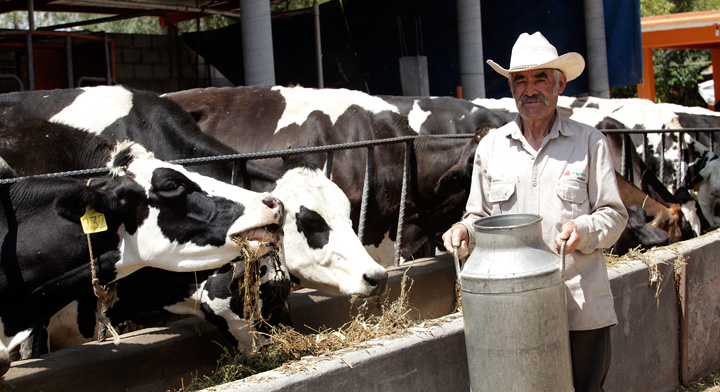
[231, 196, 284, 257]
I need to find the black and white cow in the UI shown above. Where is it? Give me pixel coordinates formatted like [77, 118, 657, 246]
[560, 96, 685, 192]
[0, 142, 284, 375]
[680, 133, 720, 229]
[0, 86, 387, 297]
[377, 95, 506, 135]
[102, 158, 383, 348]
[557, 96, 720, 233]
[0, 117, 386, 357]
[164, 85, 495, 265]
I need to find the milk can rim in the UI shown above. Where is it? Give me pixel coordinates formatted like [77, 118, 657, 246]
[472, 214, 542, 230]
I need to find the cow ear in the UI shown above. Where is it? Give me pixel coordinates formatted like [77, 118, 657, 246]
[54, 182, 107, 221]
[691, 163, 713, 190]
[435, 164, 470, 195]
[55, 177, 144, 222]
[188, 109, 204, 124]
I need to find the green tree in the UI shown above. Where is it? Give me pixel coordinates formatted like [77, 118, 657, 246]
[612, 0, 720, 105]
[641, 0, 674, 16]
[653, 49, 710, 106]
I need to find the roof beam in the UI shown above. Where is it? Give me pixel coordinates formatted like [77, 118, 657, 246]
[36, 10, 163, 30]
[643, 25, 720, 48]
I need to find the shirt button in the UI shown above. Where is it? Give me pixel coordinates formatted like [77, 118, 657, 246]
[533, 182, 537, 187]
[531, 156, 535, 160]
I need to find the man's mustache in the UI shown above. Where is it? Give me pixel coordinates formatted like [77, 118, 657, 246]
[518, 94, 551, 106]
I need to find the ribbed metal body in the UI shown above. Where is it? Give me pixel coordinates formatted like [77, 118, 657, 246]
[460, 214, 573, 392]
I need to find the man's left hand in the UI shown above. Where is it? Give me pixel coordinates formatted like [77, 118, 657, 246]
[555, 221, 579, 254]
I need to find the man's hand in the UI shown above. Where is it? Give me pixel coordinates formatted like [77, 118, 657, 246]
[555, 221, 579, 254]
[442, 223, 470, 259]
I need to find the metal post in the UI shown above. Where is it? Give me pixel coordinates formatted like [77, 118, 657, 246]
[455, 0, 485, 99]
[583, 0, 610, 98]
[677, 131, 684, 190]
[394, 141, 412, 266]
[103, 33, 112, 85]
[26, 0, 35, 90]
[240, 0, 276, 86]
[357, 147, 373, 242]
[65, 36, 74, 88]
[660, 133, 665, 186]
[313, 0, 324, 88]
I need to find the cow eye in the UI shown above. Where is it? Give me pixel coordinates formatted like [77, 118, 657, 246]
[152, 180, 186, 200]
[158, 179, 180, 192]
[150, 168, 199, 199]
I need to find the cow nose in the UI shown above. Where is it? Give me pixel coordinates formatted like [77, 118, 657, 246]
[263, 196, 284, 223]
[365, 270, 389, 296]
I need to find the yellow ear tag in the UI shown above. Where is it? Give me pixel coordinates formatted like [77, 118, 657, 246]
[80, 205, 108, 234]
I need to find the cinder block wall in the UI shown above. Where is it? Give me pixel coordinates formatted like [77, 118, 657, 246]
[0, 31, 215, 95]
[111, 32, 211, 94]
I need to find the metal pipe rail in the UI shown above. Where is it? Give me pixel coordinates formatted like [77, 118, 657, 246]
[0, 133, 473, 266]
[2, 128, 720, 265]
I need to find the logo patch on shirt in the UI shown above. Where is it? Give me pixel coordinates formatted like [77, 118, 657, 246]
[563, 170, 588, 182]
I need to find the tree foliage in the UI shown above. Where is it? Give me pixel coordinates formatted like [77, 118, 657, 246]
[612, 0, 720, 105]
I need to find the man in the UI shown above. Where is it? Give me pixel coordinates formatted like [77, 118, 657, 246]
[442, 32, 628, 392]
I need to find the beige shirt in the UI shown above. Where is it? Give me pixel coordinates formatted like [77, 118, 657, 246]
[460, 111, 628, 330]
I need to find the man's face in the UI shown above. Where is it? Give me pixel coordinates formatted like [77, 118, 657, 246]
[509, 68, 566, 123]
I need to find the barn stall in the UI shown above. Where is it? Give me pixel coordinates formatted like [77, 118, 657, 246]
[2, 101, 720, 391]
[3, 234, 720, 392]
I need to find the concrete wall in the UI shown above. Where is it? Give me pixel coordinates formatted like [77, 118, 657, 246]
[3, 231, 720, 391]
[208, 231, 720, 392]
[0, 31, 218, 95]
[110, 32, 216, 94]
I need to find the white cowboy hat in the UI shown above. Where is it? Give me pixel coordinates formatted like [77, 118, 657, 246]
[486, 32, 585, 82]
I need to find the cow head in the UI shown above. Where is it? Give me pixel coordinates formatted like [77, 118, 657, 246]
[692, 156, 720, 228]
[197, 254, 291, 350]
[271, 160, 387, 297]
[381, 131, 485, 260]
[610, 205, 669, 255]
[55, 141, 285, 278]
[433, 130, 487, 195]
[682, 133, 720, 229]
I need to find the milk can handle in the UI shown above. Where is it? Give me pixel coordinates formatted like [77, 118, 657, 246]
[453, 239, 567, 280]
[453, 246, 462, 279]
[560, 239, 567, 279]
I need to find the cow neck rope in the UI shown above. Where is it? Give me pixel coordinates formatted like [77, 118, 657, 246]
[85, 178, 121, 345]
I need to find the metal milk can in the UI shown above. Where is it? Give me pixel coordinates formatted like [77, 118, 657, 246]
[459, 214, 573, 392]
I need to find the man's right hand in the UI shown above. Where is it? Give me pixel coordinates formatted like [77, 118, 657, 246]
[442, 223, 470, 259]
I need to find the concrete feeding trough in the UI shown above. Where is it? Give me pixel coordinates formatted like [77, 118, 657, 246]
[3, 231, 720, 392]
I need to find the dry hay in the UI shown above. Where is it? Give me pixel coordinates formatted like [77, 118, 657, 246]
[229, 231, 285, 348]
[175, 271, 418, 391]
[604, 243, 687, 307]
[674, 371, 720, 392]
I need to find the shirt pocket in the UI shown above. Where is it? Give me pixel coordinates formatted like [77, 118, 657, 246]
[555, 180, 588, 221]
[488, 181, 517, 215]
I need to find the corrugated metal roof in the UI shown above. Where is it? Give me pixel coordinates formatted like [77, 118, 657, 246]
[0, 0, 241, 18]
[642, 9, 720, 33]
